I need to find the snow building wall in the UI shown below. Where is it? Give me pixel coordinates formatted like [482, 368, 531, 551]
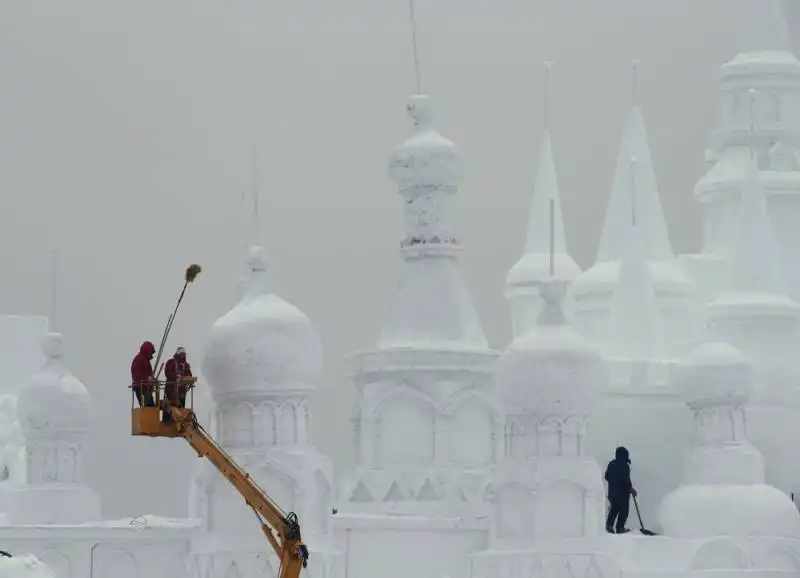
[0, 520, 194, 578]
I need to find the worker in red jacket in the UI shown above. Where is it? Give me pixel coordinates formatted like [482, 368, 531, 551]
[130, 341, 156, 407]
[165, 346, 193, 410]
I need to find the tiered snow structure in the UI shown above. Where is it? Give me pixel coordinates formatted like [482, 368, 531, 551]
[0, 316, 48, 514]
[197, 245, 341, 578]
[337, 94, 500, 578]
[11, 332, 101, 525]
[705, 106, 800, 508]
[506, 64, 581, 337]
[586, 156, 696, 528]
[571, 62, 698, 358]
[0, 555, 54, 578]
[472, 278, 618, 578]
[685, 0, 800, 304]
[656, 340, 800, 571]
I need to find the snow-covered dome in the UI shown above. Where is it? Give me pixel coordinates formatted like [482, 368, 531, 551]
[495, 281, 604, 417]
[675, 341, 755, 409]
[201, 246, 323, 401]
[388, 94, 462, 193]
[660, 484, 800, 539]
[16, 333, 91, 441]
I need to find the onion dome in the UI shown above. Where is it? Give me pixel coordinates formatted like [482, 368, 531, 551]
[16, 332, 91, 441]
[674, 342, 755, 409]
[495, 281, 604, 417]
[388, 94, 462, 195]
[201, 246, 323, 401]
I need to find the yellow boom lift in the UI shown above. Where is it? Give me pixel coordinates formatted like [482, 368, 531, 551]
[129, 264, 309, 578]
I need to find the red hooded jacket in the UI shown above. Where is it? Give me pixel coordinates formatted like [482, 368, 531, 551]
[165, 355, 192, 382]
[131, 341, 155, 384]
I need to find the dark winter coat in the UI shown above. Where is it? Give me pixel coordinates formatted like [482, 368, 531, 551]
[131, 341, 156, 385]
[605, 446, 633, 501]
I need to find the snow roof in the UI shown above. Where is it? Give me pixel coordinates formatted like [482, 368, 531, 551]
[596, 103, 673, 264]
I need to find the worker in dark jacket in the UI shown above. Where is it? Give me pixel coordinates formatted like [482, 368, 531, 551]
[164, 346, 192, 410]
[605, 446, 637, 534]
[130, 341, 156, 407]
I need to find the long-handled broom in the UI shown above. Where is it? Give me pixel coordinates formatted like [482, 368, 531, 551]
[153, 264, 202, 377]
[633, 495, 658, 536]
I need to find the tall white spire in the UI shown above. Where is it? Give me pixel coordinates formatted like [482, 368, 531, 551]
[596, 60, 673, 264]
[730, 89, 786, 295]
[743, 0, 793, 54]
[521, 62, 571, 261]
[49, 249, 59, 333]
[604, 156, 661, 360]
[506, 63, 580, 337]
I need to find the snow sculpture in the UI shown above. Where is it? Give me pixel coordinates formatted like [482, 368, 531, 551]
[571, 61, 696, 355]
[692, 1, 800, 303]
[472, 277, 618, 578]
[506, 63, 581, 336]
[0, 315, 48, 499]
[659, 341, 800, 568]
[197, 245, 340, 578]
[342, 94, 500, 515]
[12, 331, 101, 524]
[0, 555, 55, 578]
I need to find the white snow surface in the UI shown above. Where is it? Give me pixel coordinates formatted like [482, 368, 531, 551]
[659, 484, 800, 538]
[16, 333, 91, 439]
[202, 245, 323, 400]
[91, 514, 200, 529]
[0, 556, 54, 578]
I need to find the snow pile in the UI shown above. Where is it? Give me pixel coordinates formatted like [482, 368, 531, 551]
[95, 514, 199, 529]
[0, 556, 55, 578]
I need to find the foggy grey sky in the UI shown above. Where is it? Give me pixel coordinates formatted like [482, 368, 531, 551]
[0, 1, 777, 518]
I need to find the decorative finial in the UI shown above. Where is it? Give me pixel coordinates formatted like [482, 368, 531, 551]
[408, 0, 422, 94]
[748, 88, 758, 161]
[251, 145, 261, 245]
[629, 155, 638, 227]
[407, 93, 432, 127]
[631, 59, 641, 105]
[548, 198, 556, 277]
[542, 61, 553, 130]
[49, 249, 59, 333]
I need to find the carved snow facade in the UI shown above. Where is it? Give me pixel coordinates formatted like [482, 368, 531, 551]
[343, 348, 500, 512]
[340, 95, 501, 516]
[194, 246, 342, 578]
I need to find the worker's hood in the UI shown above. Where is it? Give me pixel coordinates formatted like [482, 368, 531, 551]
[140, 341, 156, 356]
[615, 446, 630, 463]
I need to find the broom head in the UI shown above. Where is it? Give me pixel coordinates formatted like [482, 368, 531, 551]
[185, 264, 202, 283]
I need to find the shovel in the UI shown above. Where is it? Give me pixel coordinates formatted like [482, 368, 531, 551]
[633, 495, 658, 536]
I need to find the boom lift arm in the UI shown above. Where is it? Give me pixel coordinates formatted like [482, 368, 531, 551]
[130, 380, 308, 578]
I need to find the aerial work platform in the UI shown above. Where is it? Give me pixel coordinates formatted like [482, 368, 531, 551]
[129, 377, 196, 437]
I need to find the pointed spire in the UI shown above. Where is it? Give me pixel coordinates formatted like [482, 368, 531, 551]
[605, 156, 661, 360]
[536, 199, 568, 327]
[49, 249, 59, 333]
[408, 0, 422, 94]
[596, 60, 673, 263]
[742, 0, 793, 54]
[251, 145, 261, 245]
[522, 62, 570, 258]
[730, 89, 787, 295]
